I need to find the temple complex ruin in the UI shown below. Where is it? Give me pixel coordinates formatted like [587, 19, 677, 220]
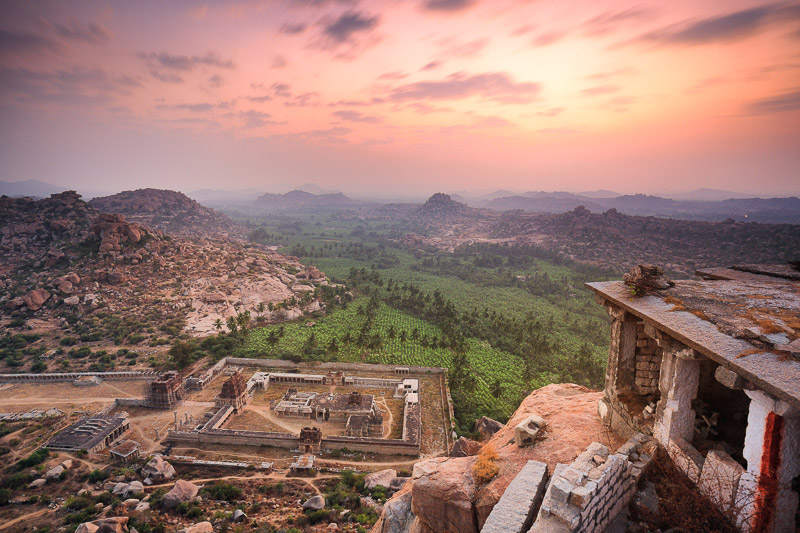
[588, 264, 800, 532]
[144, 371, 184, 409]
[214, 370, 250, 412]
[166, 360, 436, 457]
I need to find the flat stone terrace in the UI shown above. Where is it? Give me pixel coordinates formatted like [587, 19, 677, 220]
[587, 268, 800, 411]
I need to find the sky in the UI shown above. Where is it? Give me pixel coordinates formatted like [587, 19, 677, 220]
[1, 0, 799, 198]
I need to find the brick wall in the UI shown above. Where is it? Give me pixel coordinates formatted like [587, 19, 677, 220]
[634, 323, 662, 395]
[532, 434, 653, 532]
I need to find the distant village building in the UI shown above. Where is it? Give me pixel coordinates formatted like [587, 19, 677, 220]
[588, 264, 800, 533]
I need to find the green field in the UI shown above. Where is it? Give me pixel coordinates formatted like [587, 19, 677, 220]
[247, 299, 533, 421]
[233, 211, 615, 433]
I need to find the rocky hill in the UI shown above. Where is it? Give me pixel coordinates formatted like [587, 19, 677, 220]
[89, 188, 237, 236]
[489, 207, 800, 275]
[0, 191, 329, 373]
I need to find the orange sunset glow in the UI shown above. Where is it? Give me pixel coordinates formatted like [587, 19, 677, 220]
[1, 0, 799, 196]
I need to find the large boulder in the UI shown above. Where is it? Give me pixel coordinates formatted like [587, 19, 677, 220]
[473, 416, 503, 442]
[302, 495, 325, 511]
[45, 464, 64, 481]
[112, 482, 129, 496]
[163, 480, 200, 510]
[23, 288, 51, 311]
[374, 384, 625, 533]
[372, 485, 416, 533]
[178, 523, 213, 533]
[365, 469, 397, 490]
[75, 517, 128, 533]
[449, 437, 483, 458]
[126, 480, 144, 497]
[141, 455, 175, 481]
[411, 456, 478, 533]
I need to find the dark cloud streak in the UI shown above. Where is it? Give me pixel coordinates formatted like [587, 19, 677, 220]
[389, 72, 540, 104]
[324, 11, 379, 43]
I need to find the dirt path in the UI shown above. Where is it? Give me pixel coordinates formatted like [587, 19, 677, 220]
[376, 398, 393, 438]
[145, 472, 336, 496]
[243, 404, 299, 433]
[0, 508, 51, 531]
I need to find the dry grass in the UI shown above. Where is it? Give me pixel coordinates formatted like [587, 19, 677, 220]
[689, 309, 711, 321]
[736, 348, 762, 359]
[631, 447, 737, 533]
[664, 296, 687, 312]
[472, 443, 500, 485]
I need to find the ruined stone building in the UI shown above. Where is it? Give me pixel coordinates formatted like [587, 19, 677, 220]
[214, 370, 250, 412]
[588, 264, 799, 532]
[298, 426, 322, 454]
[145, 371, 183, 409]
[274, 389, 381, 423]
[47, 413, 130, 453]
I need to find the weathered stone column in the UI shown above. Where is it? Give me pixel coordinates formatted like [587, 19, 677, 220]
[736, 389, 800, 533]
[603, 304, 638, 397]
[653, 336, 700, 446]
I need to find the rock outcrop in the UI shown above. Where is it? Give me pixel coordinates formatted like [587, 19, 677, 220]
[365, 469, 398, 490]
[449, 436, 483, 457]
[142, 455, 175, 482]
[163, 479, 199, 509]
[473, 416, 503, 442]
[373, 383, 624, 533]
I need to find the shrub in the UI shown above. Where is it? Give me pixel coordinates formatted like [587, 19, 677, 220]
[202, 482, 242, 502]
[88, 469, 107, 483]
[15, 448, 48, 470]
[472, 444, 500, 484]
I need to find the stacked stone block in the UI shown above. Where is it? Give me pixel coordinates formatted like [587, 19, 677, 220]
[530, 435, 653, 533]
[482, 460, 548, 533]
[634, 323, 662, 395]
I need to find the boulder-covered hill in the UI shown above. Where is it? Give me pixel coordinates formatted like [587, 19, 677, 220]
[89, 188, 237, 236]
[490, 206, 800, 275]
[414, 193, 483, 225]
[0, 191, 332, 372]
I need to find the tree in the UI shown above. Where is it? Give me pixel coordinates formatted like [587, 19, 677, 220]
[226, 316, 238, 335]
[256, 302, 266, 318]
[213, 319, 223, 335]
[169, 342, 193, 371]
[491, 378, 503, 399]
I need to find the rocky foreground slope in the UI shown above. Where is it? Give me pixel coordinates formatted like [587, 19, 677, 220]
[373, 383, 624, 533]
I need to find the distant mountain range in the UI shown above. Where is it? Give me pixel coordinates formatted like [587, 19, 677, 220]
[479, 192, 800, 223]
[0, 179, 64, 198]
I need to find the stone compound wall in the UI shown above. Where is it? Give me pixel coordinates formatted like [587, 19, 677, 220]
[531, 435, 653, 532]
[634, 322, 662, 395]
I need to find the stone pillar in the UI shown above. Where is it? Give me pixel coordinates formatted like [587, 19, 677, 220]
[653, 337, 700, 446]
[603, 304, 638, 398]
[736, 390, 800, 533]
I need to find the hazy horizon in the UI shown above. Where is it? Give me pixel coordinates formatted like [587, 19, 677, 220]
[2, 1, 799, 197]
